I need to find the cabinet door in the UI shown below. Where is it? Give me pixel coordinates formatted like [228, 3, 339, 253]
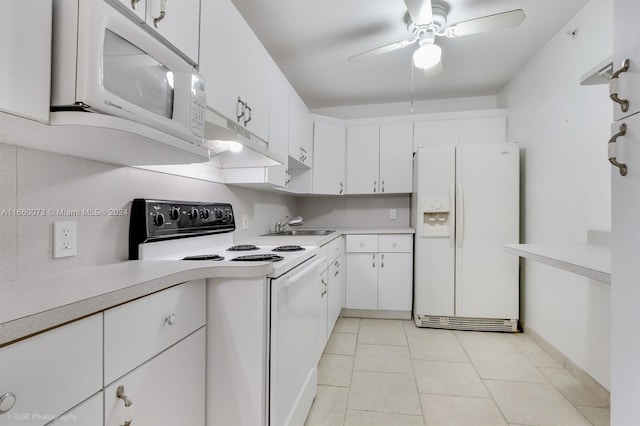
[378, 253, 413, 311]
[345, 253, 378, 309]
[313, 121, 346, 194]
[145, 0, 200, 64]
[105, 328, 205, 426]
[114, 0, 146, 22]
[266, 70, 291, 187]
[50, 392, 103, 425]
[317, 270, 329, 361]
[0, 314, 102, 426]
[346, 125, 380, 194]
[328, 254, 344, 334]
[613, 0, 640, 120]
[413, 119, 458, 150]
[379, 122, 413, 193]
[0, 0, 51, 123]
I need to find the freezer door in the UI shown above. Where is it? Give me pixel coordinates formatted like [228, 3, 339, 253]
[455, 143, 520, 319]
[412, 146, 456, 316]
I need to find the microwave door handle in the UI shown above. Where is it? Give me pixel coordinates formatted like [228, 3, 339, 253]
[153, 0, 167, 28]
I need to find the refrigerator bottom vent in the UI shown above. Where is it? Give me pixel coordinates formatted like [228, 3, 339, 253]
[415, 315, 518, 332]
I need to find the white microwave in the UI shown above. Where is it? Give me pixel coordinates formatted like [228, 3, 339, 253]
[51, 0, 205, 146]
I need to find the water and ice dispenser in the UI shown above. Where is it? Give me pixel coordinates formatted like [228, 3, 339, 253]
[421, 199, 451, 237]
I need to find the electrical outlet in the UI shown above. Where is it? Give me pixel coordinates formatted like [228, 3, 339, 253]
[242, 213, 249, 230]
[389, 209, 397, 220]
[54, 221, 77, 258]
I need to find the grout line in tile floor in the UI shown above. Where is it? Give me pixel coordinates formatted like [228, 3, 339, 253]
[306, 318, 610, 426]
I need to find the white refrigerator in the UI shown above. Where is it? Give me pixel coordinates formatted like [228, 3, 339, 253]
[411, 143, 520, 331]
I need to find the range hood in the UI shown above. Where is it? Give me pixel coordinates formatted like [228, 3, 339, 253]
[204, 107, 285, 168]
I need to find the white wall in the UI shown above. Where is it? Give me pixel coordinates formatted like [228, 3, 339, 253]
[498, 0, 612, 389]
[0, 143, 296, 284]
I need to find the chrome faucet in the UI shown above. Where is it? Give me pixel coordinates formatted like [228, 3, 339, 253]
[274, 216, 303, 233]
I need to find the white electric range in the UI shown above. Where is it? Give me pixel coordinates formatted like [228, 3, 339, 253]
[129, 199, 324, 426]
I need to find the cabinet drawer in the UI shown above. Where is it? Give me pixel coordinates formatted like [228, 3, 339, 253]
[346, 235, 378, 252]
[379, 235, 413, 252]
[0, 314, 102, 425]
[104, 280, 206, 385]
[326, 236, 344, 262]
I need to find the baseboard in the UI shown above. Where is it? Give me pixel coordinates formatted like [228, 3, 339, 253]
[523, 323, 610, 406]
[340, 309, 411, 320]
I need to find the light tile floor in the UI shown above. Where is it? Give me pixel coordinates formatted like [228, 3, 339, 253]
[305, 318, 610, 426]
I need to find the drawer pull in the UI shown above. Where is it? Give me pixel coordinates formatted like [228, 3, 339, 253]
[165, 313, 177, 325]
[116, 385, 133, 426]
[0, 392, 16, 414]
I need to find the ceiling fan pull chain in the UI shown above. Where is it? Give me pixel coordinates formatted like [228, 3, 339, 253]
[410, 61, 415, 113]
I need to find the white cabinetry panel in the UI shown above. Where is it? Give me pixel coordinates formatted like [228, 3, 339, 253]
[347, 125, 380, 194]
[313, 121, 346, 195]
[145, 0, 200, 64]
[379, 122, 413, 193]
[414, 119, 458, 150]
[1, 0, 51, 123]
[0, 314, 102, 426]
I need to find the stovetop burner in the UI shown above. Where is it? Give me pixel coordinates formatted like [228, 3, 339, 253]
[227, 244, 259, 251]
[272, 245, 306, 252]
[231, 254, 284, 262]
[182, 254, 225, 261]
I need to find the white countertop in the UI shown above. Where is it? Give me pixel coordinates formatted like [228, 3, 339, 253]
[504, 243, 611, 284]
[0, 260, 272, 346]
[0, 227, 415, 346]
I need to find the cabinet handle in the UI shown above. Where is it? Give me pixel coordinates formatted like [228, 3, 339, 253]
[339, 182, 344, 194]
[382, 180, 385, 193]
[244, 104, 252, 126]
[322, 278, 327, 287]
[0, 392, 16, 414]
[116, 385, 133, 426]
[321, 290, 327, 297]
[131, 0, 140, 10]
[381, 253, 385, 268]
[609, 123, 629, 176]
[610, 59, 630, 113]
[372, 254, 376, 268]
[373, 180, 377, 193]
[334, 269, 339, 276]
[153, 0, 167, 28]
[165, 313, 177, 325]
[236, 97, 246, 122]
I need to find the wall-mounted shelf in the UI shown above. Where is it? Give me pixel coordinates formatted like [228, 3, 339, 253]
[580, 56, 613, 86]
[504, 243, 611, 284]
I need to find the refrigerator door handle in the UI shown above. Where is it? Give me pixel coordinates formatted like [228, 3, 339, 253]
[456, 184, 464, 248]
[449, 184, 456, 248]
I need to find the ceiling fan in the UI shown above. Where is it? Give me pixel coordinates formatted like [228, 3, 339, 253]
[348, 0, 526, 72]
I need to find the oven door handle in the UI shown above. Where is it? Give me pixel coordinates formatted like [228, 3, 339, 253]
[283, 257, 322, 287]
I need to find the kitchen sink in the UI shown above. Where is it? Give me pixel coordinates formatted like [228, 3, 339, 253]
[260, 230, 336, 236]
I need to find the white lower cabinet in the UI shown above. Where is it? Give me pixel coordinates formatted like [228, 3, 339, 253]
[317, 268, 329, 361]
[345, 235, 413, 313]
[104, 328, 205, 426]
[0, 314, 102, 426]
[327, 253, 344, 335]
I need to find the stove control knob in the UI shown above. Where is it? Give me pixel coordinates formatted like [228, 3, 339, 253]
[170, 207, 181, 221]
[215, 208, 223, 219]
[201, 208, 211, 220]
[188, 208, 198, 220]
[153, 212, 165, 227]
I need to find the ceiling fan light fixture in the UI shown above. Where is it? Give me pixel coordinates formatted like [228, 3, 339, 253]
[412, 43, 442, 69]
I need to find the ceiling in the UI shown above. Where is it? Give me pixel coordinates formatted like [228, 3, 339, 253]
[229, 0, 590, 110]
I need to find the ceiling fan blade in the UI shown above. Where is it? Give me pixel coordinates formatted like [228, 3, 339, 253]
[404, 0, 433, 26]
[445, 9, 525, 38]
[348, 39, 417, 63]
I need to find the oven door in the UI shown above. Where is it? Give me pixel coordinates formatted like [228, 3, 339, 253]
[60, 0, 205, 145]
[270, 256, 322, 426]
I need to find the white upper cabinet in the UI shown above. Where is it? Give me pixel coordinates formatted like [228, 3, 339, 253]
[346, 122, 413, 194]
[346, 125, 380, 194]
[313, 121, 346, 195]
[458, 116, 506, 145]
[200, 0, 270, 141]
[111, 0, 200, 64]
[145, 0, 200, 64]
[265, 69, 291, 188]
[289, 92, 313, 169]
[0, 0, 51, 123]
[414, 119, 459, 150]
[379, 122, 413, 193]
